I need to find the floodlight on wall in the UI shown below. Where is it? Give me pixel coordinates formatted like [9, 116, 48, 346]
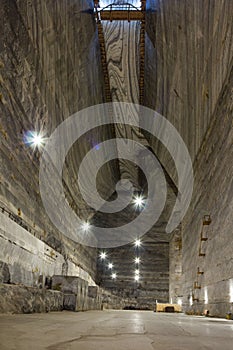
[133, 195, 145, 209]
[204, 287, 208, 304]
[100, 252, 107, 260]
[24, 130, 46, 150]
[177, 298, 182, 306]
[81, 221, 91, 231]
[108, 262, 113, 269]
[229, 279, 233, 303]
[134, 239, 141, 247]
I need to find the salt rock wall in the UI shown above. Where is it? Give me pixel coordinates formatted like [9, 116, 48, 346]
[144, 0, 233, 185]
[182, 68, 233, 317]
[145, 0, 233, 316]
[0, 0, 118, 284]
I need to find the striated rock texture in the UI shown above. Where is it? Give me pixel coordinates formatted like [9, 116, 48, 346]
[102, 19, 143, 186]
[97, 239, 169, 309]
[95, 2, 177, 307]
[0, 211, 96, 288]
[144, 0, 233, 316]
[169, 226, 182, 304]
[0, 284, 64, 314]
[145, 0, 233, 184]
[95, 173, 177, 308]
[0, 0, 118, 283]
[182, 68, 233, 317]
[0, 0, 232, 316]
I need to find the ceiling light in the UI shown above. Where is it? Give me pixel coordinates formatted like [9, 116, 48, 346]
[112, 273, 117, 279]
[133, 195, 145, 208]
[135, 239, 141, 247]
[100, 252, 107, 260]
[24, 130, 46, 149]
[135, 257, 140, 264]
[135, 269, 140, 275]
[81, 222, 91, 231]
[32, 134, 43, 146]
[108, 263, 113, 269]
[135, 275, 140, 282]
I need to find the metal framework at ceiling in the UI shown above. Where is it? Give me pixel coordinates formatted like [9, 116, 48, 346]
[95, 3, 144, 21]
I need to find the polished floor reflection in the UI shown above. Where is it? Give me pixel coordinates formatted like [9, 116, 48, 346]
[0, 311, 233, 350]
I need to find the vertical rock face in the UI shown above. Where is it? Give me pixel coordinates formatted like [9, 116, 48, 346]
[182, 73, 233, 317]
[0, 0, 232, 316]
[145, 0, 233, 184]
[103, 20, 140, 104]
[0, 284, 64, 314]
[97, 237, 169, 309]
[103, 19, 141, 185]
[95, 3, 172, 308]
[145, 0, 233, 316]
[0, 0, 117, 282]
[169, 226, 182, 304]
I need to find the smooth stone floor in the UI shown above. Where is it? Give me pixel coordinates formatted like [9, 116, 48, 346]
[0, 310, 233, 350]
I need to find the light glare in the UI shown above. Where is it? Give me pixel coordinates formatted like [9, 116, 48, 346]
[229, 279, 233, 303]
[108, 263, 113, 269]
[24, 130, 46, 149]
[82, 222, 91, 231]
[133, 195, 145, 208]
[135, 275, 140, 282]
[135, 239, 141, 247]
[177, 298, 182, 306]
[204, 287, 208, 304]
[135, 257, 140, 264]
[100, 252, 107, 259]
[112, 273, 117, 279]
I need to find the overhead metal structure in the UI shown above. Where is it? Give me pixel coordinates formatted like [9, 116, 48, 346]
[95, 4, 144, 21]
[94, 1, 145, 22]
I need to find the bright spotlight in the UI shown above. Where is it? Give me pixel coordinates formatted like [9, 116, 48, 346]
[24, 130, 46, 149]
[81, 222, 91, 231]
[135, 257, 140, 264]
[133, 195, 145, 208]
[108, 263, 113, 269]
[177, 298, 182, 306]
[204, 287, 208, 304]
[112, 273, 117, 279]
[135, 269, 140, 275]
[100, 252, 107, 260]
[135, 275, 140, 282]
[33, 134, 43, 146]
[135, 239, 141, 247]
[134, 1, 142, 9]
[98, 1, 109, 10]
[230, 279, 233, 303]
